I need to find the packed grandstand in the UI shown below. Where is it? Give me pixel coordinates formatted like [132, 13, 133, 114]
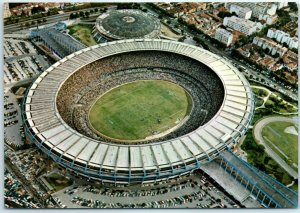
[22, 39, 255, 183]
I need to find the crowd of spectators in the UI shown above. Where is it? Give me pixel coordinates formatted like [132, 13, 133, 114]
[56, 51, 224, 143]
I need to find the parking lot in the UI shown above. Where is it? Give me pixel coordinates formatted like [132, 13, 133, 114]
[4, 37, 51, 85]
[52, 173, 240, 208]
[4, 91, 24, 148]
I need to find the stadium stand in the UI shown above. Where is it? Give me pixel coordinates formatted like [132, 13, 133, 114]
[35, 27, 86, 58]
[22, 39, 254, 184]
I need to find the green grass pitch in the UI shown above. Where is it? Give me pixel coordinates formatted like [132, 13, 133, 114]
[88, 80, 192, 141]
[262, 121, 298, 165]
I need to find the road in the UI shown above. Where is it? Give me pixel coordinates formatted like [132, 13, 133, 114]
[144, 4, 298, 101]
[4, 7, 105, 34]
[253, 116, 298, 179]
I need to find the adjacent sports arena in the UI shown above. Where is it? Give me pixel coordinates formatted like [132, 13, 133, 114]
[22, 39, 255, 183]
[93, 9, 161, 41]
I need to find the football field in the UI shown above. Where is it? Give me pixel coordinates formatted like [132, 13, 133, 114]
[262, 121, 298, 165]
[88, 80, 192, 141]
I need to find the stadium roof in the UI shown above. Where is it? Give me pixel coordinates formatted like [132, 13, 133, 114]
[95, 10, 161, 40]
[23, 39, 254, 182]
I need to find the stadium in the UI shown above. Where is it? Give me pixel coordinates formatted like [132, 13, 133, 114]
[22, 39, 255, 183]
[93, 9, 161, 42]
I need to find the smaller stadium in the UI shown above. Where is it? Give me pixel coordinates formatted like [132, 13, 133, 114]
[93, 9, 161, 42]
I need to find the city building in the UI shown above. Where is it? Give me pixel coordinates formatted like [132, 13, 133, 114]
[181, 13, 221, 37]
[3, 3, 11, 19]
[223, 16, 263, 35]
[276, 1, 288, 9]
[259, 14, 278, 25]
[253, 3, 277, 18]
[229, 4, 252, 19]
[225, 2, 278, 19]
[156, 2, 207, 18]
[283, 50, 298, 71]
[267, 28, 298, 49]
[215, 28, 233, 46]
[253, 37, 288, 57]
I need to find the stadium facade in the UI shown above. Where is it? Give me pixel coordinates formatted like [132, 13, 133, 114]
[93, 10, 161, 42]
[22, 39, 255, 184]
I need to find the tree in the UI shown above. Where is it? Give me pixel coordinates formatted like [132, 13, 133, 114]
[117, 3, 133, 10]
[218, 11, 233, 19]
[291, 48, 297, 54]
[288, 2, 298, 12]
[264, 48, 270, 54]
[142, 8, 148, 13]
[85, 11, 90, 18]
[31, 6, 45, 14]
[79, 11, 84, 17]
[69, 13, 75, 19]
[94, 8, 98, 13]
[282, 42, 288, 48]
[37, 19, 42, 24]
[178, 37, 185, 42]
[43, 18, 47, 22]
[31, 20, 36, 25]
[273, 52, 280, 58]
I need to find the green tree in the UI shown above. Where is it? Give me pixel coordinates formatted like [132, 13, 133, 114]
[85, 11, 90, 18]
[264, 48, 270, 54]
[218, 11, 234, 19]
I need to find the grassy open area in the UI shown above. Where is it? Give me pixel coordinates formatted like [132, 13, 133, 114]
[44, 173, 72, 192]
[241, 83, 298, 190]
[241, 130, 296, 187]
[68, 24, 97, 46]
[262, 121, 298, 165]
[89, 80, 192, 141]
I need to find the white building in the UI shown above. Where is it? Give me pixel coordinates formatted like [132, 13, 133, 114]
[229, 4, 252, 19]
[253, 37, 288, 57]
[226, 2, 278, 19]
[251, 3, 277, 18]
[3, 3, 11, 19]
[215, 28, 233, 46]
[223, 16, 263, 35]
[276, 1, 288, 9]
[259, 14, 278, 25]
[267, 28, 299, 49]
